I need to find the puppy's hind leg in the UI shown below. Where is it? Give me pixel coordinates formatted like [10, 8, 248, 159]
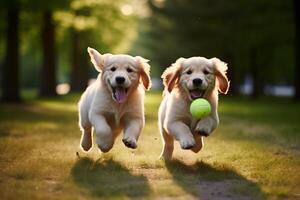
[191, 135, 204, 153]
[160, 130, 174, 160]
[79, 109, 92, 152]
[80, 128, 93, 151]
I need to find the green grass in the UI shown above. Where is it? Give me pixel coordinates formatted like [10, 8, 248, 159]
[0, 92, 299, 199]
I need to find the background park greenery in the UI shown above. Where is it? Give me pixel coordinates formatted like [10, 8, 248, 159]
[0, 0, 300, 199]
[0, 0, 299, 100]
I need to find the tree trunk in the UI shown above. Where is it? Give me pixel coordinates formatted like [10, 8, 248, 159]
[1, 6, 21, 102]
[294, 0, 300, 100]
[39, 10, 57, 97]
[70, 29, 89, 92]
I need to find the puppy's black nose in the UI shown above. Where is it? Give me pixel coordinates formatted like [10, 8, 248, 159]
[116, 76, 125, 84]
[193, 78, 202, 86]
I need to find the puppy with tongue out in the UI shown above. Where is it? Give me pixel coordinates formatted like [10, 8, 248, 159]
[78, 47, 151, 153]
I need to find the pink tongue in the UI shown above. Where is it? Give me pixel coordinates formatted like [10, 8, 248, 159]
[191, 90, 202, 99]
[115, 88, 127, 103]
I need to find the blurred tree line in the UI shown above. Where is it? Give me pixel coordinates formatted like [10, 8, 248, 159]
[0, 0, 299, 102]
[136, 0, 299, 99]
[0, 0, 139, 102]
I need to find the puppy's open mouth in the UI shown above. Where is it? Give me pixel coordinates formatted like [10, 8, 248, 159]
[112, 86, 128, 104]
[189, 89, 205, 100]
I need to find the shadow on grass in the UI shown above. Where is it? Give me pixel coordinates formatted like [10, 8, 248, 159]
[71, 157, 150, 198]
[0, 103, 76, 137]
[165, 159, 266, 199]
[0, 103, 75, 123]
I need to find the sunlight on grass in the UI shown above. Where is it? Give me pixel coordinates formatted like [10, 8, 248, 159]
[0, 93, 299, 199]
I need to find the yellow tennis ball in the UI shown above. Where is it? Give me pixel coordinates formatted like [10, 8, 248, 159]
[190, 98, 211, 119]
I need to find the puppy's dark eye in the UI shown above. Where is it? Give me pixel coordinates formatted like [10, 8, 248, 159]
[186, 70, 192, 75]
[203, 69, 209, 75]
[111, 67, 116, 72]
[127, 68, 133, 73]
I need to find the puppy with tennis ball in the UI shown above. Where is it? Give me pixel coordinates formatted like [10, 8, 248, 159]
[159, 57, 229, 159]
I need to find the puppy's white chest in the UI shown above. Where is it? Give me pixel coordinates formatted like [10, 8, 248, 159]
[101, 109, 123, 129]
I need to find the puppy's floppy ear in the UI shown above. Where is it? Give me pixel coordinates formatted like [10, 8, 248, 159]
[211, 57, 230, 94]
[136, 56, 152, 90]
[87, 47, 111, 72]
[161, 58, 184, 92]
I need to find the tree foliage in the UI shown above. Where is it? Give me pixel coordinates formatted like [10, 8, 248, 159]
[0, 0, 139, 95]
[143, 0, 295, 96]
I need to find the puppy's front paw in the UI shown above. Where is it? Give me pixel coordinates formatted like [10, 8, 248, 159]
[197, 128, 210, 137]
[122, 137, 137, 149]
[195, 121, 213, 137]
[97, 143, 113, 153]
[179, 137, 196, 149]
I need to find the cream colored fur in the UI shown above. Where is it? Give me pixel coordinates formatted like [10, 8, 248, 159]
[158, 57, 229, 159]
[78, 47, 151, 153]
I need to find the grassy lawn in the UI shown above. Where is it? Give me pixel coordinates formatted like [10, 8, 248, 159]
[0, 92, 299, 199]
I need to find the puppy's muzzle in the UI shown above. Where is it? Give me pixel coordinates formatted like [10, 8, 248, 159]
[116, 76, 125, 85]
[109, 76, 128, 104]
[189, 78, 205, 100]
[193, 78, 203, 86]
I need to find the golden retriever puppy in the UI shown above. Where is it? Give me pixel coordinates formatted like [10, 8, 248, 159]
[78, 47, 151, 152]
[158, 57, 229, 159]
